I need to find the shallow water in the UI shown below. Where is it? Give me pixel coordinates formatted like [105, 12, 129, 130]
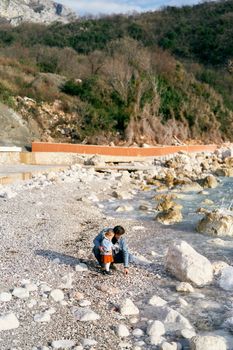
[103, 177, 233, 225]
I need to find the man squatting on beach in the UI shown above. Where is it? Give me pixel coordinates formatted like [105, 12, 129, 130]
[93, 225, 131, 275]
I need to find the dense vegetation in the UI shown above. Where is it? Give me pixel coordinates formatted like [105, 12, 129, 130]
[0, 0, 233, 144]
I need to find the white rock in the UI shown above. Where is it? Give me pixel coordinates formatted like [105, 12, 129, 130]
[52, 340, 76, 348]
[12, 287, 30, 299]
[39, 284, 51, 293]
[34, 312, 51, 323]
[132, 329, 144, 337]
[79, 300, 91, 307]
[50, 289, 64, 302]
[166, 240, 213, 287]
[152, 305, 193, 332]
[0, 189, 17, 199]
[219, 266, 233, 291]
[180, 328, 196, 339]
[46, 307, 56, 315]
[176, 297, 188, 307]
[147, 320, 165, 338]
[190, 335, 227, 350]
[120, 298, 140, 316]
[176, 282, 194, 293]
[0, 292, 12, 302]
[73, 347, 83, 350]
[0, 313, 19, 330]
[27, 299, 37, 308]
[82, 338, 97, 347]
[75, 263, 88, 272]
[116, 205, 134, 212]
[149, 295, 167, 307]
[59, 273, 74, 289]
[160, 342, 178, 350]
[116, 324, 130, 337]
[72, 307, 100, 322]
[212, 261, 229, 276]
[24, 283, 38, 292]
[129, 317, 139, 324]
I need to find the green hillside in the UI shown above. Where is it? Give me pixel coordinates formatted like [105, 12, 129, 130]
[0, 0, 233, 144]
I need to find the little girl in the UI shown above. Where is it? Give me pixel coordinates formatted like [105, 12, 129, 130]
[100, 229, 114, 275]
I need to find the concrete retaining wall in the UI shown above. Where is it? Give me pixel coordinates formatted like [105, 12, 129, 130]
[0, 143, 220, 166]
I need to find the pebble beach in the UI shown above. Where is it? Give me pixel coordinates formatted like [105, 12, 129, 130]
[1, 148, 233, 350]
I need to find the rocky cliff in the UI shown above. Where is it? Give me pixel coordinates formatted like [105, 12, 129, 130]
[0, 0, 77, 25]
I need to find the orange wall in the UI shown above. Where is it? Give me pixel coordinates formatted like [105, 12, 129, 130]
[32, 142, 218, 157]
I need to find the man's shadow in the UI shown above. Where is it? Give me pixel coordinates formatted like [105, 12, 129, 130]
[35, 249, 80, 267]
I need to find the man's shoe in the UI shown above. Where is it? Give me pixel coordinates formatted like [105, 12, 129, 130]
[110, 263, 117, 271]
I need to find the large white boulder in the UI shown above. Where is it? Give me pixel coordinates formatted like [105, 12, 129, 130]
[190, 335, 227, 350]
[166, 240, 213, 287]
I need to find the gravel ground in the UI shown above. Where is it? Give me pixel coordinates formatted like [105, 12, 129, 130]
[0, 163, 233, 350]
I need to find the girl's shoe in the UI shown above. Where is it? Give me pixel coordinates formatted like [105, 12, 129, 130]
[102, 270, 112, 275]
[110, 263, 117, 270]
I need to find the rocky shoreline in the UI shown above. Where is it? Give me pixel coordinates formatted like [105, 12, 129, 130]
[1, 147, 233, 349]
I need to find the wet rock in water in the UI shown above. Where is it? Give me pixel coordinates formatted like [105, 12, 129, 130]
[112, 190, 132, 200]
[139, 204, 149, 211]
[155, 208, 183, 225]
[119, 298, 139, 316]
[219, 266, 233, 291]
[148, 295, 167, 307]
[175, 182, 203, 192]
[180, 328, 196, 339]
[147, 320, 165, 336]
[176, 282, 194, 293]
[160, 342, 179, 350]
[166, 240, 213, 287]
[189, 335, 227, 350]
[71, 307, 100, 321]
[116, 205, 134, 212]
[212, 261, 229, 276]
[154, 193, 178, 201]
[197, 209, 233, 237]
[202, 199, 214, 205]
[132, 328, 144, 337]
[151, 305, 193, 332]
[51, 339, 76, 348]
[156, 199, 183, 212]
[116, 324, 130, 337]
[147, 320, 165, 345]
[202, 175, 218, 189]
[0, 313, 19, 330]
